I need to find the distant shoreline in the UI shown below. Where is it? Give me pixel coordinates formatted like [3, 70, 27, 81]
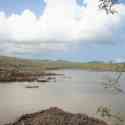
[0, 68, 63, 83]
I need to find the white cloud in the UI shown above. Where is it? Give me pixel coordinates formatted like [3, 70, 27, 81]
[0, 0, 125, 55]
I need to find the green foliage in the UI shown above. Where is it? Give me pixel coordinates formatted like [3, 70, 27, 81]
[98, 0, 118, 14]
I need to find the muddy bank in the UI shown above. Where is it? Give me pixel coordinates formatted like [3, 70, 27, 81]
[4, 107, 108, 125]
[0, 68, 62, 82]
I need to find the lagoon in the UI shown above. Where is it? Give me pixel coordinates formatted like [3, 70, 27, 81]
[0, 70, 125, 124]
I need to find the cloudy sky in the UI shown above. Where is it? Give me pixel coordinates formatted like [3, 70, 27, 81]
[0, 0, 125, 62]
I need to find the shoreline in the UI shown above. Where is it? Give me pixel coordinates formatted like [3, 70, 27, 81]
[0, 68, 63, 83]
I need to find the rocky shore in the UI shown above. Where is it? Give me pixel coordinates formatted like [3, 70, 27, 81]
[4, 107, 108, 125]
[0, 68, 60, 82]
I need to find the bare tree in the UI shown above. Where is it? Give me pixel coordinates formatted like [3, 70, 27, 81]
[102, 64, 125, 93]
[97, 64, 125, 125]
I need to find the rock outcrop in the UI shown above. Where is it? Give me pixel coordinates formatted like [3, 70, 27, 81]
[5, 107, 108, 125]
[0, 68, 58, 82]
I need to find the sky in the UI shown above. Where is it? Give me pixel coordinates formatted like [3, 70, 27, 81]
[0, 0, 125, 62]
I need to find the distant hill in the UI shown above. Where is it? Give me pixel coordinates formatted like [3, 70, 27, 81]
[87, 61, 106, 64]
[0, 55, 125, 72]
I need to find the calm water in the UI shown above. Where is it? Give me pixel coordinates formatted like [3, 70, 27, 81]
[0, 70, 125, 124]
